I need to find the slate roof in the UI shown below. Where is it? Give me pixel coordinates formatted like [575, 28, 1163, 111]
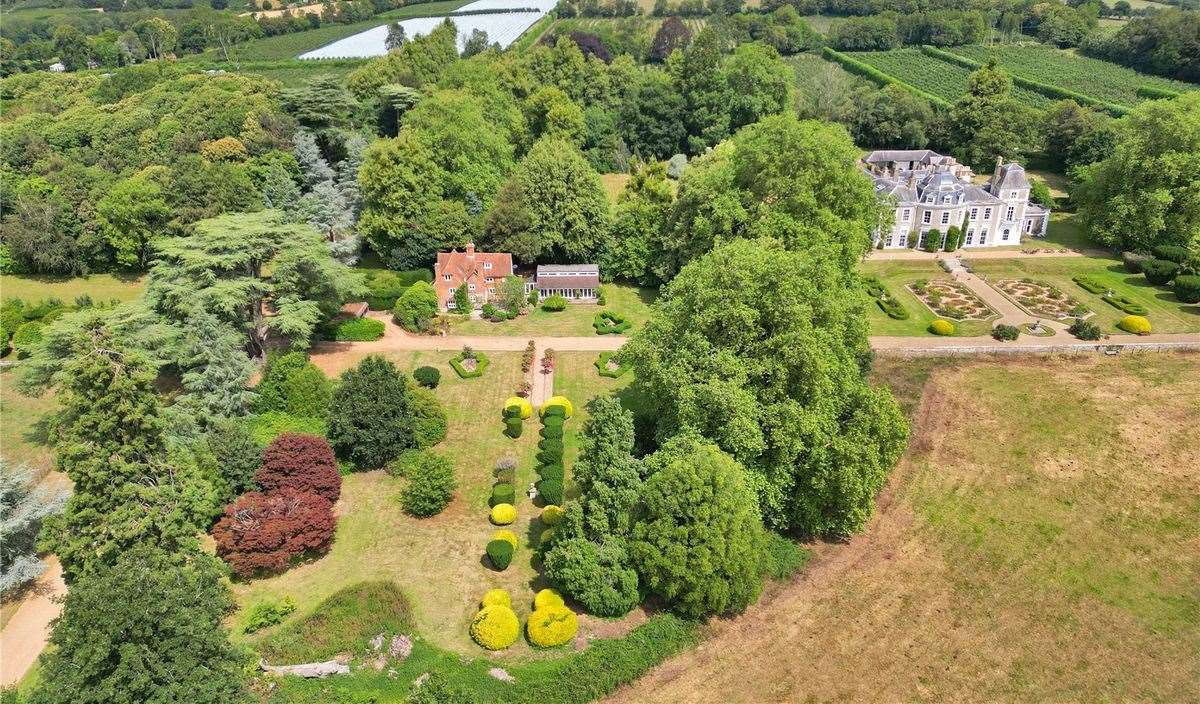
[864, 149, 935, 164]
[536, 264, 599, 291]
[991, 163, 1030, 191]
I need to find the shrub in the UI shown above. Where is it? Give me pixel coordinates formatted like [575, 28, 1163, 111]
[254, 351, 310, 413]
[504, 396, 533, 419]
[392, 280, 439, 332]
[409, 385, 448, 449]
[928, 319, 955, 336]
[537, 479, 563, 506]
[490, 503, 517, 525]
[242, 596, 297, 634]
[541, 415, 565, 430]
[1101, 292, 1148, 315]
[540, 396, 574, 418]
[541, 295, 568, 312]
[759, 532, 812, 580]
[876, 296, 909, 320]
[486, 539, 514, 570]
[1072, 275, 1108, 295]
[538, 448, 564, 466]
[527, 605, 578, 648]
[538, 462, 564, 481]
[540, 505, 565, 526]
[212, 488, 336, 578]
[491, 530, 519, 550]
[1117, 314, 1152, 334]
[534, 588, 565, 609]
[280, 364, 333, 419]
[258, 433, 342, 503]
[400, 451, 455, 517]
[470, 605, 519, 650]
[504, 417, 524, 438]
[1122, 251, 1151, 273]
[247, 412, 325, 446]
[206, 420, 263, 499]
[540, 424, 564, 440]
[991, 324, 1019, 341]
[1068, 317, 1103, 340]
[539, 438, 564, 455]
[482, 588, 511, 607]
[490, 483, 516, 507]
[328, 355, 415, 469]
[1174, 275, 1200, 304]
[449, 349, 490, 378]
[1152, 245, 1190, 264]
[593, 311, 631, 335]
[1142, 258, 1179, 285]
[11, 321, 44, 359]
[413, 366, 440, 388]
[539, 527, 556, 547]
[387, 448, 431, 478]
[326, 316, 385, 341]
[594, 351, 630, 378]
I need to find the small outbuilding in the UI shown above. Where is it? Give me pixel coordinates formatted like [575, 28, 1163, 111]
[535, 264, 600, 301]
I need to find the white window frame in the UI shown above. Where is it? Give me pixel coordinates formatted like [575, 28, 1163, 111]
[902, 209, 911, 222]
[442, 274, 451, 281]
[898, 233, 907, 247]
[1006, 206, 1015, 220]
[922, 211, 931, 224]
[941, 212, 950, 225]
[984, 207, 992, 219]
[1002, 228, 1011, 241]
[483, 262, 493, 270]
[965, 229, 974, 245]
[970, 208, 978, 219]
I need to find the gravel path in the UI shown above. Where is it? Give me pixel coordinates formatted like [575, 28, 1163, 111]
[1, 558, 65, 687]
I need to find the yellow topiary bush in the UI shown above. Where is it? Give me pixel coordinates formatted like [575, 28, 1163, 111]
[533, 588, 565, 609]
[526, 604, 578, 648]
[490, 503, 517, 525]
[540, 505, 564, 526]
[1117, 315, 1152, 335]
[491, 529, 519, 549]
[929, 319, 956, 336]
[540, 395, 574, 419]
[481, 588, 511, 608]
[470, 604, 520, 650]
[504, 397, 533, 419]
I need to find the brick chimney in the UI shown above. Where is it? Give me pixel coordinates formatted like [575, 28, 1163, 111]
[466, 242, 475, 257]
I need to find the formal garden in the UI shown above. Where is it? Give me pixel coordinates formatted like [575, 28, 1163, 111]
[993, 278, 1089, 320]
[906, 279, 997, 323]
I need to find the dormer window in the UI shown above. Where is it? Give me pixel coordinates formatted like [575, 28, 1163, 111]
[468, 283, 476, 291]
[483, 262, 492, 270]
[443, 274, 451, 281]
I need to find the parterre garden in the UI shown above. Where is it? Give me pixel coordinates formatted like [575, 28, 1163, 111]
[906, 279, 996, 322]
[993, 278, 1088, 320]
[859, 261, 994, 337]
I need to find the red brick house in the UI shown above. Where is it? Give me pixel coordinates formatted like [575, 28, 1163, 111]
[434, 243, 513, 310]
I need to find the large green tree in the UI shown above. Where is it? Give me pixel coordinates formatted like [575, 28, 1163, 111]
[945, 61, 1040, 171]
[327, 355, 415, 469]
[1075, 92, 1200, 254]
[623, 238, 908, 537]
[601, 160, 674, 284]
[30, 545, 247, 704]
[619, 69, 685, 160]
[630, 434, 765, 618]
[146, 210, 363, 357]
[673, 28, 729, 154]
[721, 42, 793, 132]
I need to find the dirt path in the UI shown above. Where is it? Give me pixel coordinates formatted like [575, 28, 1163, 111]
[531, 341, 554, 408]
[0, 558, 64, 687]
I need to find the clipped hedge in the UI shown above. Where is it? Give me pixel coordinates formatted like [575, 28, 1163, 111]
[1073, 275, 1108, 295]
[527, 605, 578, 648]
[540, 395, 574, 418]
[538, 462, 564, 481]
[486, 539, 514, 570]
[1137, 85, 1180, 100]
[537, 479, 563, 506]
[1174, 275, 1200, 304]
[1121, 251, 1151, 274]
[820, 47, 950, 107]
[593, 311, 632, 335]
[540, 424, 564, 440]
[504, 396, 534, 419]
[541, 415, 565, 430]
[504, 417, 524, 439]
[482, 588, 511, 608]
[1152, 245, 1190, 264]
[877, 296, 909, 320]
[490, 483, 516, 507]
[1102, 292, 1148, 315]
[491, 530, 519, 550]
[324, 316, 385, 341]
[539, 438, 564, 455]
[542, 295, 568, 312]
[541, 505, 564, 526]
[449, 350, 490, 378]
[470, 604, 520, 650]
[594, 351, 630, 378]
[490, 503, 517, 525]
[929, 319, 955, 336]
[1142, 259, 1179, 285]
[1117, 315, 1152, 335]
[413, 366, 440, 388]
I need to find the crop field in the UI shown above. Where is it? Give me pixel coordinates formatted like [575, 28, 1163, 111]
[950, 44, 1197, 107]
[846, 48, 1052, 108]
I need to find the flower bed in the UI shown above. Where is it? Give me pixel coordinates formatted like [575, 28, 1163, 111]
[593, 311, 632, 334]
[450, 348, 490, 378]
[994, 278, 1087, 320]
[906, 279, 996, 321]
[594, 351, 629, 378]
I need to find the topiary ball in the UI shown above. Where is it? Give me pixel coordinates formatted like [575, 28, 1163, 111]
[470, 605, 519, 650]
[481, 588, 511, 608]
[929, 319, 955, 336]
[537, 479, 563, 506]
[527, 605, 578, 648]
[491, 529, 519, 549]
[486, 539, 514, 570]
[490, 483, 516, 507]
[541, 415, 564, 430]
[503, 397, 533, 419]
[534, 588, 565, 609]
[540, 505, 564, 526]
[1117, 314, 1152, 334]
[539, 438, 564, 454]
[504, 417, 523, 439]
[539, 527, 556, 549]
[490, 503, 517, 525]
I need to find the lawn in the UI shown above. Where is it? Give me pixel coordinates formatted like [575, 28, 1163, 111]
[859, 260, 995, 337]
[0, 369, 57, 479]
[968, 255, 1200, 335]
[451, 284, 657, 337]
[0, 273, 146, 304]
[233, 349, 632, 658]
[607, 353, 1200, 703]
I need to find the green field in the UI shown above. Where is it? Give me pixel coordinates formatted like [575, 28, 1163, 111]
[845, 48, 1053, 109]
[0, 272, 146, 304]
[949, 44, 1197, 108]
[0, 369, 57, 479]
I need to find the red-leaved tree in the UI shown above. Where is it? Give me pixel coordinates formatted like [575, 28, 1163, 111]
[212, 488, 335, 578]
[256, 432, 341, 503]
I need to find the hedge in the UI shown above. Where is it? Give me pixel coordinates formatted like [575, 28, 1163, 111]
[1174, 275, 1200, 304]
[820, 47, 950, 108]
[538, 449, 563, 466]
[538, 462, 564, 481]
[542, 295, 568, 312]
[1137, 85, 1181, 100]
[539, 438, 564, 455]
[413, 366, 440, 388]
[324, 316, 385, 341]
[593, 311, 632, 335]
[1073, 275, 1108, 295]
[504, 417, 524, 439]
[876, 296, 909, 320]
[594, 351, 630, 378]
[1152, 245, 1190, 264]
[541, 415, 565, 430]
[540, 424, 564, 440]
[450, 350, 491, 378]
[537, 479, 563, 506]
[11, 320, 44, 359]
[1121, 251, 1151, 273]
[540, 396, 574, 418]
[482, 588, 511, 607]
[490, 503, 517, 525]
[1117, 315, 1152, 334]
[490, 483, 516, 507]
[1142, 259, 1179, 285]
[486, 539, 514, 570]
[929, 319, 955, 336]
[1102, 292, 1148, 315]
[527, 605, 578, 648]
[470, 604, 520, 650]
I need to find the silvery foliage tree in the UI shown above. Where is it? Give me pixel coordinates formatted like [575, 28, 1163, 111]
[292, 129, 362, 264]
[1, 462, 68, 593]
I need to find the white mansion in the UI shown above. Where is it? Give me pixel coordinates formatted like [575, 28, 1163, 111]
[863, 150, 1050, 249]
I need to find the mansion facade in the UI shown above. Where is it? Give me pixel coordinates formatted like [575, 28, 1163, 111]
[863, 150, 1050, 249]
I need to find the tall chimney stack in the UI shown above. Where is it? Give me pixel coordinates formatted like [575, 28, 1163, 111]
[466, 242, 475, 257]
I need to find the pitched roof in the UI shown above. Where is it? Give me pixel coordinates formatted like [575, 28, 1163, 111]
[435, 249, 513, 284]
[993, 163, 1030, 190]
[536, 264, 599, 291]
[865, 149, 934, 164]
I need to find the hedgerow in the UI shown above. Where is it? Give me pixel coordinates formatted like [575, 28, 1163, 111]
[541, 396, 574, 418]
[504, 417, 524, 438]
[594, 351, 630, 378]
[1073, 275, 1108, 295]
